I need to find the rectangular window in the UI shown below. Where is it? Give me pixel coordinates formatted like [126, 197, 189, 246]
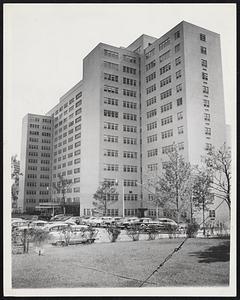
[123, 151, 137, 159]
[147, 121, 157, 131]
[205, 127, 211, 135]
[76, 92, 82, 99]
[123, 165, 137, 173]
[145, 48, 155, 59]
[123, 137, 137, 145]
[202, 72, 208, 80]
[146, 96, 156, 107]
[203, 99, 210, 108]
[176, 97, 183, 106]
[124, 194, 138, 201]
[162, 144, 174, 154]
[178, 142, 184, 151]
[104, 61, 119, 70]
[161, 129, 173, 139]
[147, 134, 157, 143]
[147, 109, 157, 118]
[104, 135, 118, 143]
[201, 59, 208, 68]
[146, 84, 156, 94]
[178, 126, 184, 134]
[123, 55, 136, 64]
[159, 38, 170, 51]
[201, 46, 207, 55]
[123, 113, 137, 121]
[104, 73, 118, 82]
[174, 31, 180, 40]
[200, 33, 206, 42]
[104, 149, 118, 157]
[123, 77, 136, 86]
[204, 113, 210, 121]
[124, 179, 137, 186]
[177, 111, 183, 120]
[159, 50, 170, 63]
[123, 125, 137, 132]
[175, 43, 180, 53]
[104, 85, 118, 94]
[175, 57, 181, 66]
[176, 70, 181, 79]
[123, 101, 137, 109]
[160, 75, 171, 87]
[123, 89, 136, 97]
[104, 49, 119, 59]
[146, 60, 156, 71]
[160, 63, 171, 75]
[103, 164, 119, 171]
[205, 143, 212, 151]
[160, 89, 172, 100]
[147, 163, 158, 171]
[104, 97, 118, 106]
[176, 84, 182, 93]
[104, 122, 118, 130]
[203, 86, 209, 94]
[161, 102, 172, 113]
[146, 72, 156, 83]
[104, 110, 119, 118]
[161, 115, 173, 126]
[123, 66, 136, 74]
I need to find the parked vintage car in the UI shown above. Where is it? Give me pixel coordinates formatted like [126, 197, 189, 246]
[11, 219, 29, 229]
[46, 223, 89, 244]
[135, 217, 160, 228]
[157, 218, 178, 230]
[29, 220, 49, 229]
[122, 217, 140, 228]
[81, 216, 96, 225]
[101, 217, 115, 226]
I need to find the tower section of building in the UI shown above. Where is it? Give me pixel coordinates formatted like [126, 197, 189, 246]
[46, 81, 83, 215]
[140, 21, 226, 217]
[18, 114, 53, 212]
[81, 43, 143, 217]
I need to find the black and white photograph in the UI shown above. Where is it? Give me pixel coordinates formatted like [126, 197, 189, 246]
[4, 3, 236, 297]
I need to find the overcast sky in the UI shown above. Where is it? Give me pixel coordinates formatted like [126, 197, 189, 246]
[4, 4, 236, 158]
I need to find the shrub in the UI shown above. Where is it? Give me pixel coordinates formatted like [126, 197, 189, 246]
[186, 223, 199, 238]
[126, 225, 140, 241]
[146, 225, 159, 240]
[106, 225, 121, 242]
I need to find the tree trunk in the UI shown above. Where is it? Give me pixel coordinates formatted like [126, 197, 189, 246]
[202, 200, 205, 236]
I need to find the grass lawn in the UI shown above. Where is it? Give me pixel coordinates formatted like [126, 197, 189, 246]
[12, 238, 230, 288]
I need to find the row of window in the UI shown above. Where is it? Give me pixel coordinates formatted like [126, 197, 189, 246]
[103, 164, 138, 172]
[103, 150, 138, 158]
[146, 112, 183, 131]
[104, 49, 137, 64]
[147, 126, 184, 142]
[104, 61, 137, 75]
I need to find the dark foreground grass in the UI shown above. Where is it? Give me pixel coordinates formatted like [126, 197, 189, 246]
[12, 238, 229, 288]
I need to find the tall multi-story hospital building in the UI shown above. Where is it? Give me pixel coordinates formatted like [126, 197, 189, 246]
[18, 21, 227, 220]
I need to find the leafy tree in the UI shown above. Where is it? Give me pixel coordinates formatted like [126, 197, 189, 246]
[192, 168, 213, 236]
[204, 143, 231, 213]
[106, 225, 121, 242]
[11, 155, 22, 208]
[52, 174, 72, 215]
[93, 180, 117, 216]
[147, 144, 192, 224]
